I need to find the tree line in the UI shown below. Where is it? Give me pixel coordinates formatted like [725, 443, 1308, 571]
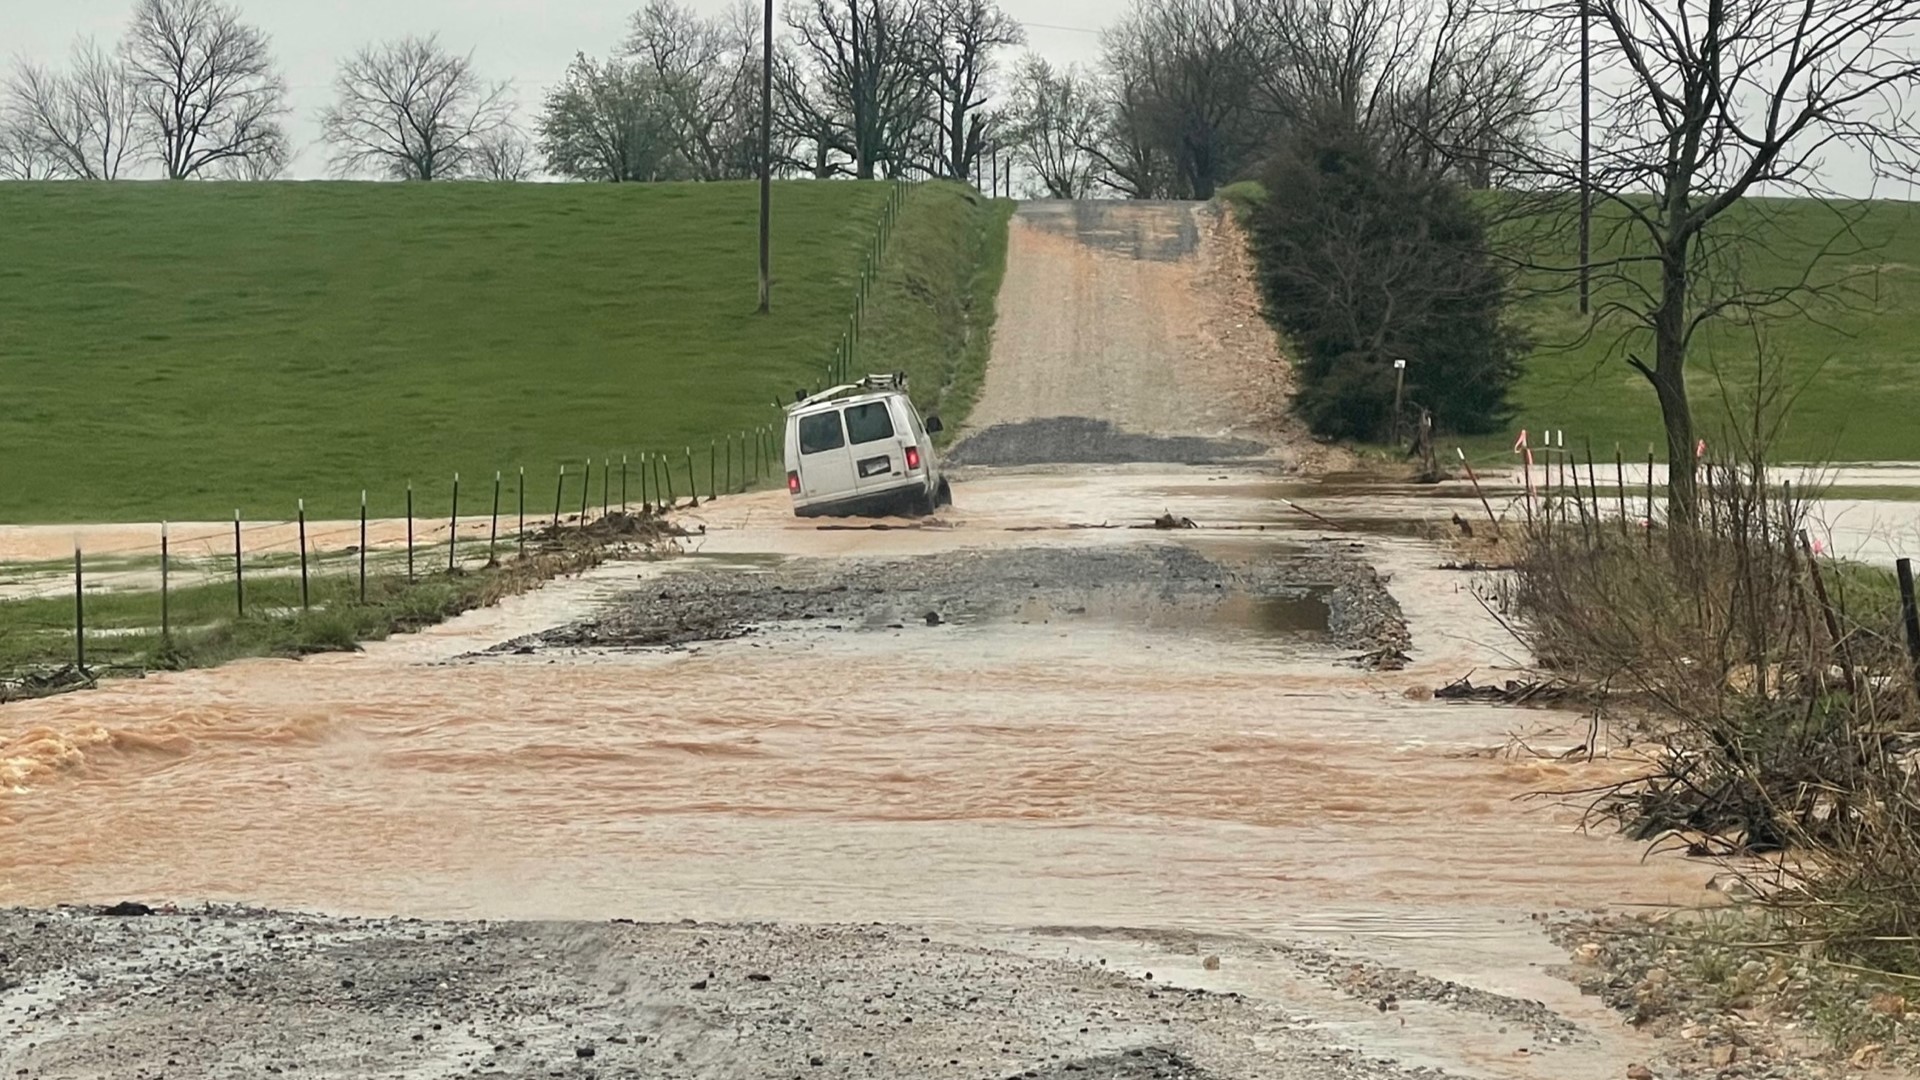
[2, 0, 1538, 191]
[12, 0, 1920, 517]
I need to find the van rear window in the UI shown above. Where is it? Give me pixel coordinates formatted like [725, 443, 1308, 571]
[798, 411, 846, 455]
[844, 402, 896, 445]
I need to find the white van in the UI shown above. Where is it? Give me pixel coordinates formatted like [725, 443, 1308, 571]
[783, 374, 952, 518]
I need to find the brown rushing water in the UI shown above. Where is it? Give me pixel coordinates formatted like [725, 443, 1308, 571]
[0, 475, 1707, 941]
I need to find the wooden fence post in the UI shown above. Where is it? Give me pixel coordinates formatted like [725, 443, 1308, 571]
[359, 490, 368, 603]
[1898, 557, 1920, 701]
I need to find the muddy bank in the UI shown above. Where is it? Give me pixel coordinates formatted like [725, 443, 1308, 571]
[0, 907, 1444, 1080]
[511, 542, 1407, 660]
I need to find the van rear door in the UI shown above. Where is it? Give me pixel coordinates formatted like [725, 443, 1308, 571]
[794, 407, 857, 500]
[842, 399, 906, 494]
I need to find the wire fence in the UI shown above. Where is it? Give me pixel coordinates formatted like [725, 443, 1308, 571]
[0, 178, 923, 694]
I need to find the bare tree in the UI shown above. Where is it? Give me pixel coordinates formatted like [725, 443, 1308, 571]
[4, 42, 143, 180]
[782, 0, 939, 179]
[1005, 55, 1104, 197]
[1242, 0, 1541, 185]
[321, 35, 515, 181]
[0, 112, 63, 179]
[926, 0, 1024, 181]
[771, 38, 845, 176]
[1089, 66, 1180, 198]
[626, 0, 764, 180]
[122, 0, 287, 179]
[1094, 0, 1265, 199]
[212, 124, 288, 178]
[472, 127, 535, 180]
[1494, 0, 1920, 522]
[538, 53, 679, 181]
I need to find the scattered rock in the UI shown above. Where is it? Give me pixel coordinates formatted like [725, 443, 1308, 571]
[1627, 1065, 1655, 1080]
[1867, 993, 1909, 1018]
[100, 902, 152, 917]
[576, 1046, 596, 1060]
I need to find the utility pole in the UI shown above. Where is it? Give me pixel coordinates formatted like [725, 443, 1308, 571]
[1578, 0, 1592, 315]
[757, 0, 774, 314]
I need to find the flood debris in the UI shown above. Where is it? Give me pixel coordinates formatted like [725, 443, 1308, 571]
[1140, 512, 1198, 530]
[0, 663, 94, 704]
[1434, 675, 1574, 705]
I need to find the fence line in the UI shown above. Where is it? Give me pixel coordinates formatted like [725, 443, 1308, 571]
[0, 179, 925, 686]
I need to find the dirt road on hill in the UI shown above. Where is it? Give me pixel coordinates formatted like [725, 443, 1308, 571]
[952, 201, 1337, 470]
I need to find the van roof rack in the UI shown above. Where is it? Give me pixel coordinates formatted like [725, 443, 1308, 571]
[788, 372, 910, 411]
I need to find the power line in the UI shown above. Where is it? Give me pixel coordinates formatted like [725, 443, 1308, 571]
[1020, 19, 1103, 36]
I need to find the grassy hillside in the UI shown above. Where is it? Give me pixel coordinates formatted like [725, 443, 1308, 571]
[1224, 182, 1920, 462]
[0, 179, 1005, 524]
[1498, 197, 1920, 463]
[854, 184, 1015, 438]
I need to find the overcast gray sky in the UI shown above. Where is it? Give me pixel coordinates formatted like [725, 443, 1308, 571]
[3, 0, 1115, 178]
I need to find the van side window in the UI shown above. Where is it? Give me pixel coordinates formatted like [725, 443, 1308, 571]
[844, 402, 896, 445]
[798, 411, 846, 454]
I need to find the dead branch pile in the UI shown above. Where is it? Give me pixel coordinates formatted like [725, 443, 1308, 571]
[1511, 447, 1920, 975]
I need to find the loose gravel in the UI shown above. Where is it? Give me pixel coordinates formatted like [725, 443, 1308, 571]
[508, 542, 1408, 661]
[0, 907, 1457, 1080]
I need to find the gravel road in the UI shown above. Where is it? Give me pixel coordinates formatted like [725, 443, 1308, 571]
[955, 201, 1332, 471]
[0, 907, 1470, 1080]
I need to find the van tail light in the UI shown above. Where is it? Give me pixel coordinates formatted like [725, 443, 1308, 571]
[905, 446, 922, 471]
[786, 471, 801, 494]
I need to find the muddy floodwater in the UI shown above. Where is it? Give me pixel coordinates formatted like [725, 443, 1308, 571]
[1, 471, 1706, 932]
[0, 468, 1737, 1080]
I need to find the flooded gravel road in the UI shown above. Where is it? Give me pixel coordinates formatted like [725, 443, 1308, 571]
[0, 197, 1857, 1078]
[0, 468, 1730, 1080]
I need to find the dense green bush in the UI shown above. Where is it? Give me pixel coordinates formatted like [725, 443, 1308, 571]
[1248, 132, 1522, 441]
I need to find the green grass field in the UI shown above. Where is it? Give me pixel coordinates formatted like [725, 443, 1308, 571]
[1492, 197, 1920, 464]
[0, 179, 1004, 524]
